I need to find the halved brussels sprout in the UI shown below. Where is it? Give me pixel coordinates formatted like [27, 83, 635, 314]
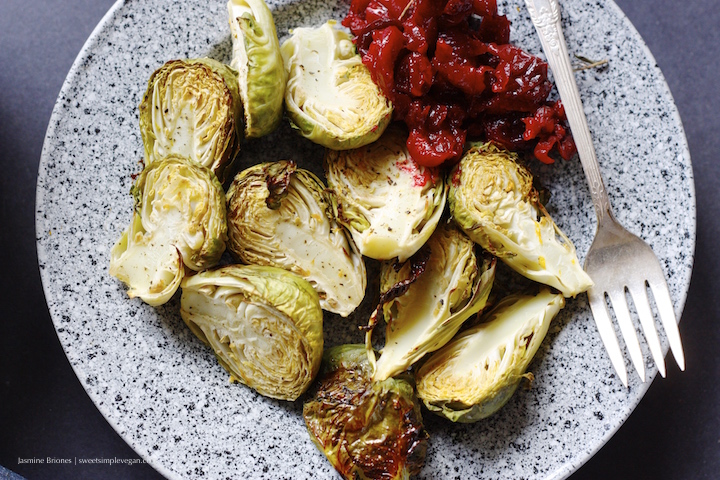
[449, 142, 593, 297]
[303, 344, 428, 480]
[139, 58, 243, 183]
[226, 161, 366, 317]
[228, 0, 286, 138]
[416, 289, 565, 423]
[325, 127, 446, 262]
[180, 265, 323, 401]
[109, 154, 227, 306]
[370, 221, 496, 381]
[281, 21, 393, 150]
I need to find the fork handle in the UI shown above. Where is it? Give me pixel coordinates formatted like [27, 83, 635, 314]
[525, 0, 613, 225]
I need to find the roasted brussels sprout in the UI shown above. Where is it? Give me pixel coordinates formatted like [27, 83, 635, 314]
[139, 58, 243, 183]
[109, 154, 227, 306]
[180, 265, 323, 401]
[228, 0, 286, 138]
[449, 142, 593, 297]
[325, 127, 446, 262]
[304, 344, 428, 480]
[371, 221, 496, 381]
[226, 161, 366, 317]
[281, 21, 393, 150]
[416, 289, 564, 423]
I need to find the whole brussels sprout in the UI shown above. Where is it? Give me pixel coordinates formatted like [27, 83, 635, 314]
[416, 289, 565, 423]
[303, 344, 428, 480]
[371, 221, 496, 381]
[109, 154, 227, 306]
[139, 58, 243, 183]
[449, 142, 593, 297]
[281, 21, 393, 150]
[228, 0, 286, 138]
[180, 265, 323, 401]
[325, 127, 446, 262]
[226, 161, 366, 317]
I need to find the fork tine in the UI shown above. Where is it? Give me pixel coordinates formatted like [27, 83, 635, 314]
[607, 289, 646, 382]
[628, 284, 666, 377]
[587, 288, 629, 387]
[649, 278, 686, 371]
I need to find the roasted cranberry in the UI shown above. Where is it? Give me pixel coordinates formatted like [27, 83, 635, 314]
[344, 0, 577, 166]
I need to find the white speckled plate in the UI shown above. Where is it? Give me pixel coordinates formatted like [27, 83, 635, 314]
[36, 0, 695, 479]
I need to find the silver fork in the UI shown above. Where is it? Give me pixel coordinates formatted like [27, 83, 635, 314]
[525, 0, 685, 386]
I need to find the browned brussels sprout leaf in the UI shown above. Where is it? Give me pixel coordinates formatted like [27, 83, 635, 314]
[303, 344, 428, 480]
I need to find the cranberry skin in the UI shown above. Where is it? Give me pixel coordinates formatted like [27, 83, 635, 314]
[523, 105, 557, 140]
[405, 102, 467, 166]
[522, 101, 576, 163]
[395, 52, 435, 97]
[343, 0, 372, 34]
[442, 0, 475, 26]
[472, 0, 497, 16]
[483, 115, 528, 151]
[365, 0, 406, 24]
[364, 26, 405, 94]
[407, 127, 466, 167]
[403, 0, 441, 54]
[476, 13, 510, 44]
[432, 35, 493, 96]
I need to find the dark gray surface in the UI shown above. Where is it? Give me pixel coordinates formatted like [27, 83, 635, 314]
[1, 0, 717, 479]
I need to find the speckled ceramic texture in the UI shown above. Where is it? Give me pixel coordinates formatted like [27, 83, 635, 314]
[36, 0, 695, 479]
